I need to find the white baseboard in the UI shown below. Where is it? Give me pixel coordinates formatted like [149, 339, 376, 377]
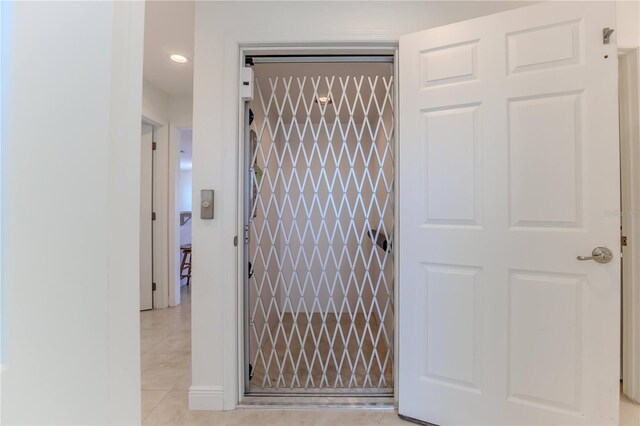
[188, 385, 224, 411]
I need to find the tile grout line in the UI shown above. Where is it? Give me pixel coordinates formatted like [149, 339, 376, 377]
[142, 390, 170, 424]
[141, 286, 192, 423]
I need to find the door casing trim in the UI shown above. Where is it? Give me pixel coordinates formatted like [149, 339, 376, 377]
[231, 40, 401, 410]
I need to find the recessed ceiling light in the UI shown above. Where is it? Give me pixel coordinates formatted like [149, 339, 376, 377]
[170, 54, 188, 63]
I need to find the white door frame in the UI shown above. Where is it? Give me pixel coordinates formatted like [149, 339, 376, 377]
[141, 115, 170, 310]
[206, 31, 404, 410]
[236, 43, 400, 405]
[619, 44, 640, 404]
[140, 121, 155, 310]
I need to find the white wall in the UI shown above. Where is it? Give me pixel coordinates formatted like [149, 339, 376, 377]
[617, 1, 640, 48]
[180, 170, 193, 212]
[142, 79, 170, 125]
[170, 94, 194, 124]
[1, 1, 144, 424]
[191, 0, 534, 410]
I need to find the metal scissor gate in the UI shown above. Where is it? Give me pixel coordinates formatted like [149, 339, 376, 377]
[244, 61, 394, 395]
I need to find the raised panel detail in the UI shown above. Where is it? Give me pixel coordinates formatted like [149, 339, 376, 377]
[421, 104, 481, 227]
[419, 40, 479, 88]
[507, 20, 582, 74]
[421, 264, 482, 392]
[508, 271, 583, 415]
[508, 92, 582, 229]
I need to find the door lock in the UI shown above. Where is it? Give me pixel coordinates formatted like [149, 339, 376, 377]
[577, 247, 613, 264]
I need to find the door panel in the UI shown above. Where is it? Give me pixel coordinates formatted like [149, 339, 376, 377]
[508, 92, 582, 228]
[398, 2, 619, 424]
[140, 124, 153, 311]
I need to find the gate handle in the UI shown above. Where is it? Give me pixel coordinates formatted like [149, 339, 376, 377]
[577, 247, 613, 264]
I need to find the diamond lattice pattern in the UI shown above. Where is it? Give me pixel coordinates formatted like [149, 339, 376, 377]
[248, 72, 394, 393]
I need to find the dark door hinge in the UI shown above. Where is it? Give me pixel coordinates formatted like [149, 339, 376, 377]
[152, 282, 157, 291]
[233, 235, 238, 247]
[622, 235, 628, 246]
[152, 212, 156, 221]
[603, 27, 614, 45]
[244, 225, 249, 244]
[152, 142, 157, 151]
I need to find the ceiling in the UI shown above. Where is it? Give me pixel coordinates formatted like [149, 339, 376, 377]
[143, 1, 195, 96]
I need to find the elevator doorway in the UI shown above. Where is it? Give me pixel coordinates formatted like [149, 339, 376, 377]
[243, 58, 395, 396]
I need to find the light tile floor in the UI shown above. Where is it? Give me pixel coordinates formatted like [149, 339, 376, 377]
[142, 286, 640, 425]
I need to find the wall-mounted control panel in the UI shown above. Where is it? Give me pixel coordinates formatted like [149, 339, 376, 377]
[201, 189, 214, 219]
[240, 66, 254, 101]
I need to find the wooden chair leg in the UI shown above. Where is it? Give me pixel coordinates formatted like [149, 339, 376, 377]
[186, 252, 191, 286]
[180, 248, 192, 285]
[180, 251, 188, 281]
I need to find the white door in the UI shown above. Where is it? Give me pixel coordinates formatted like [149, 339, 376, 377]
[398, 2, 620, 424]
[140, 124, 154, 311]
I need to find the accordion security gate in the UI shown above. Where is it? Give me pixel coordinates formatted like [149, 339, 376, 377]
[245, 61, 394, 395]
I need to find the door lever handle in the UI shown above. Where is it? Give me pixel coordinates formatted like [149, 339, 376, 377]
[577, 247, 613, 264]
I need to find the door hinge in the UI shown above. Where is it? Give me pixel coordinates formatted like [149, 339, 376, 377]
[603, 27, 614, 45]
[152, 142, 157, 151]
[152, 282, 157, 291]
[233, 235, 238, 247]
[244, 225, 249, 244]
[152, 212, 156, 221]
[622, 235, 628, 246]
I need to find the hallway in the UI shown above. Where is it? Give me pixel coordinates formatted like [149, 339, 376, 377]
[140, 288, 640, 425]
[139, 287, 406, 424]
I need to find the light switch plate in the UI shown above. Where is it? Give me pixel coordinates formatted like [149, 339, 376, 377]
[201, 189, 214, 219]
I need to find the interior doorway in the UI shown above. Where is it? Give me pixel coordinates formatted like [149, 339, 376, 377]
[140, 122, 194, 423]
[242, 58, 396, 397]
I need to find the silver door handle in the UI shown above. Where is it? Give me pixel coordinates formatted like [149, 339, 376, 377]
[577, 247, 613, 264]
